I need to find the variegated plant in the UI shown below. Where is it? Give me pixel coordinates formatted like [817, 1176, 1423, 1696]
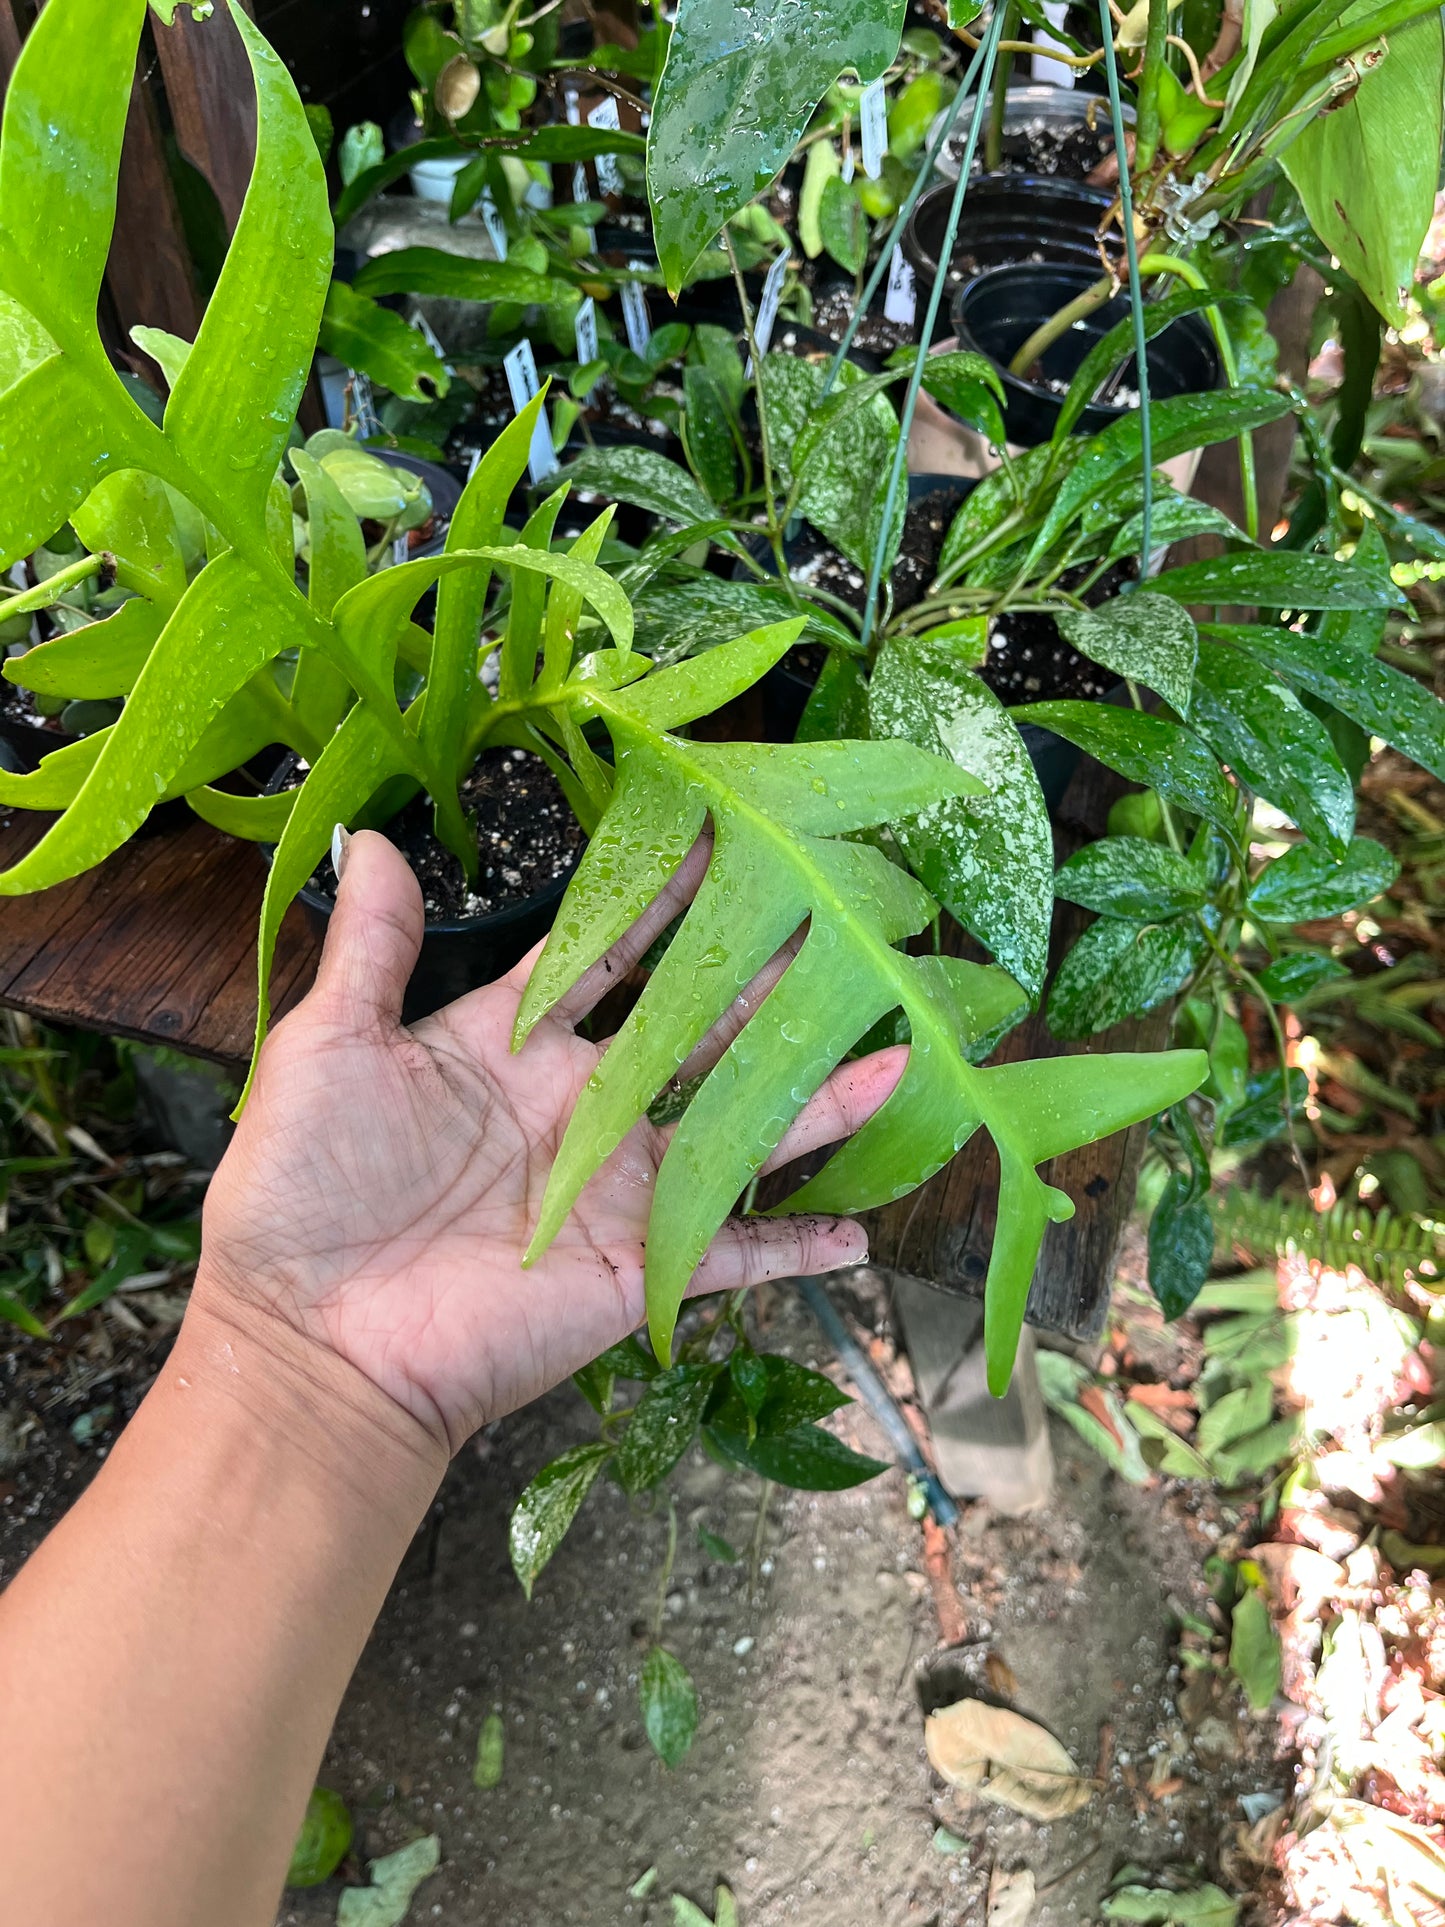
[0, 0, 1208, 1389]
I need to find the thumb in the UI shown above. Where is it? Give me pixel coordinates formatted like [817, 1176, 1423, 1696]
[309, 826, 424, 1030]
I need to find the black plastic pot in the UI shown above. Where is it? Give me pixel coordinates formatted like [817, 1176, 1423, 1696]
[953, 262, 1222, 447]
[901, 176, 1113, 318]
[263, 755, 578, 1024]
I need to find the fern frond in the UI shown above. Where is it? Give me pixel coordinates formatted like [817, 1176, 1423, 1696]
[1215, 1184, 1445, 1288]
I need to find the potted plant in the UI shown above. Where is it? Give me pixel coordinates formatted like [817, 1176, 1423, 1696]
[0, 0, 1210, 1408]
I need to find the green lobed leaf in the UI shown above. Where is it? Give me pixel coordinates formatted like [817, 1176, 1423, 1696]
[1189, 639, 1354, 858]
[0, 356, 127, 571]
[1202, 621, 1445, 783]
[1153, 550, 1404, 612]
[1047, 917, 1204, 1039]
[1055, 593, 1198, 714]
[351, 246, 554, 306]
[1011, 702, 1238, 834]
[639, 1646, 698, 1767]
[166, 6, 331, 540]
[1054, 837, 1207, 920]
[4, 597, 165, 700]
[1247, 834, 1399, 923]
[318, 281, 450, 404]
[870, 645, 1052, 997]
[646, 0, 905, 291]
[508, 1442, 614, 1598]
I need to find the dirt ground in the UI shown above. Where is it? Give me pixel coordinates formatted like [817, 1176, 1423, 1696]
[228, 1273, 1274, 1927]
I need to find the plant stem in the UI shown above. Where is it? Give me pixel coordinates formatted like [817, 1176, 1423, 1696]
[984, 5, 1018, 172]
[650, 1497, 678, 1641]
[724, 227, 792, 592]
[1133, 0, 1170, 173]
[1006, 271, 1115, 380]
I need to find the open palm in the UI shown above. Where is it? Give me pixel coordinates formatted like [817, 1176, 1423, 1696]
[199, 830, 900, 1452]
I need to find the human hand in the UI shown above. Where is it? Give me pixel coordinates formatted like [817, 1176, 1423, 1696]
[195, 828, 905, 1456]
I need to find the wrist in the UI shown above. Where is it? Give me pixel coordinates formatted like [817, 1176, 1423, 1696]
[171, 1275, 449, 1521]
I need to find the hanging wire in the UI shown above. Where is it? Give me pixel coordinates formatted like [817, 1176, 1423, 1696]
[856, 4, 1008, 654]
[822, 29, 999, 399]
[1097, 0, 1152, 577]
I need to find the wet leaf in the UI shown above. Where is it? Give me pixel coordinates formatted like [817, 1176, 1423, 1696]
[1047, 917, 1203, 1040]
[1247, 835, 1399, 923]
[1153, 550, 1403, 612]
[1055, 592, 1197, 714]
[616, 1363, 719, 1493]
[1055, 837, 1207, 921]
[1188, 640, 1354, 857]
[317, 283, 450, 406]
[351, 246, 554, 306]
[1011, 703, 1237, 834]
[561, 445, 717, 530]
[925, 1698, 1093, 1820]
[640, 1646, 698, 1767]
[646, 0, 905, 289]
[336, 1834, 441, 1927]
[508, 1442, 613, 1598]
[1254, 949, 1349, 1003]
[286, 1786, 353, 1888]
[871, 645, 1052, 996]
[1217, 1067, 1308, 1148]
[705, 1421, 888, 1490]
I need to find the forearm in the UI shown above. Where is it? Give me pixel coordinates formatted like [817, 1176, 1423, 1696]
[0, 1282, 447, 1927]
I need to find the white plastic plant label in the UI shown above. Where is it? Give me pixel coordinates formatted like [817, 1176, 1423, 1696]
[503, 338, 559, 485]
[349, 370, 380, 438]
[479, 188, 509, 260]
[883, 245, 917, 327]
[588, 96, 624, 196]
[408, 307, 453, 374]
[391, 532, 409, 568]
[574, 294, 599, 366]
[621, 280, 651, 356]
[841, 139, 855, 186]
[746, 247, 792, 374]
[859, 79, 888, 181]
[565, 87, 590, 211]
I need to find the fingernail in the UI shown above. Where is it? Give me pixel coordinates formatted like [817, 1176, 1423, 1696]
[835, 1223, 869, 1268]
[331, 823, 352, 882]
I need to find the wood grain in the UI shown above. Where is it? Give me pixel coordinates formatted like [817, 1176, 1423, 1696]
[0, 808, 320, 1067]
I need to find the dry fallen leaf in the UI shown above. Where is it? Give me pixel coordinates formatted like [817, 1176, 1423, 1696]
[926, 1698, 1093, 1821]
[985, 1651, 1019, 1700]
[987, 1864, 1036, 1927]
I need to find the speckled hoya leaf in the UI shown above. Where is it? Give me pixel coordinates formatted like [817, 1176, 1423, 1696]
[515, 628, 1207, 1391]
[758, 352, 905, 576]
[868, 640, 1053, 997]
[1055, 592, 1197, 716]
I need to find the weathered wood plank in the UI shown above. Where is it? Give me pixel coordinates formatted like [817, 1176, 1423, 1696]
[0, 810, 319, 1065]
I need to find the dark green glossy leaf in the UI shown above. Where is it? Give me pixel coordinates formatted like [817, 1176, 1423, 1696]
[508, 1442, 614, 1598]
[1189, 639, 1354, 858]
[640, 1646, 697, 1767]
[632, 575, 856, 663]
[594, 1334, 661, 1379]
[919, 350, 1006, 444]
[1247, 835, 1399, 923]
[1055, 592, 1197, 713]
[1104, 492, 1251, 564]
[1255, 950, 1350, 1002]
[1148, 1175, 1214, 1319]
[819, 175, 867, 275]
[1011, 703, 1238, 834]
[1219, 1066, 1308, 1148]
[1153, 551, 1404, 612]
[318, 282, 450, 404]
[871, 643, 1051, 996]
[715, 1353, 850, 1434]
[646, 0, 905, 290]
[1202, 622, 1445, 782]
[1054, 837, 1208, 920]
[1047, 916, 1204, 1039]
[729, 1349, 770, 1420]
[560, 445, 716, 529]
[615, 1363, 720, 1492]
[796, 649, 869, 742]
[764, 354, 903, 577]
[681, 365, 738, 506]
[572, 1358, 615, 1415]
[704, 1421, 889, 1489]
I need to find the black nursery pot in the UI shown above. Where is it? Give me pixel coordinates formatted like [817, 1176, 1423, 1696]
[953, 262, 1222, 448]
[264, 753, 579, 1025]
[901, 175, 1113, 317]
